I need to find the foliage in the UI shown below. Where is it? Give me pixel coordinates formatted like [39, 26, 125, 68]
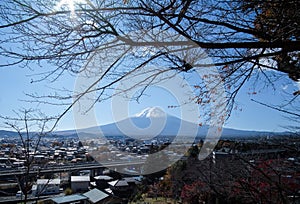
[64, 187, 73, 195]
[180, 180, 208, 204]
[186, 144, 199, 159]
[242, 0, 300, 81]
[149, 144, 300, 204]
[232, 158, 300, 203]
[142, 147, 170, 176]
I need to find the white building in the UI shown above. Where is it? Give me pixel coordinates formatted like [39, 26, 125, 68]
[71, 176, 90, 193]
[32, 178, 60, 196]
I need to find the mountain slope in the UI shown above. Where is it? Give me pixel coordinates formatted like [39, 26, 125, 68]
[68, 107, 276, 139]
[0, 106, 286, 140]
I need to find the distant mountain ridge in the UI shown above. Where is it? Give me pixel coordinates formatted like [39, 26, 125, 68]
[0, 130, 19, 138]
[0, 107, 292, 139]
[55, 107, 287, 139]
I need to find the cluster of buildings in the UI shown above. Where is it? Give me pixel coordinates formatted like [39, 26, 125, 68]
[0, 136, 150, 203]
[0, 137, 89, 171]
[27, 173, 141, 204]
[0, 134, 299, 203]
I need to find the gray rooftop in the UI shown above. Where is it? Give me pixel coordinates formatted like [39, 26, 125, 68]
[37, 178, 60, 185]
[51, 194, 87, 204]
[108, 179, 129, 187]
[94, 175, 113, 180]
[71, 175, 90, 182]
[83, 188, 109, 203]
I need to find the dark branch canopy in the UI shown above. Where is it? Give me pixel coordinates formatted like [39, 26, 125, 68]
[0, 0, 299, 130]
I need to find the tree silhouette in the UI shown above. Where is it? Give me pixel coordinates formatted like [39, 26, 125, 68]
[1, 109, 52, 204]
[0, 0, 298, 129]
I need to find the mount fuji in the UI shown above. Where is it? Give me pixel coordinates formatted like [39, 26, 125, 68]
[100, 107, 205, 138]
[68, 107, 203, 138]
[56, 107, 279, 139]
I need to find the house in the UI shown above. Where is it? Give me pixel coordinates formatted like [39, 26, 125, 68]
[123, 177, 141, 186]
[33, 154, 48, 164]
[123, 177, 141, 196]
[94, 175, 113, 189]
[83, 188, 110, 204]
[32, 178, 60, 196]
[108, 179, 130, 198]
[0, 157, 9, 165]
[51, 194, 88, 204]
[71, 176, 90, 193]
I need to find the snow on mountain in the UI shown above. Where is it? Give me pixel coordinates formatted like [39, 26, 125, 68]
[78, 107, 204, 138]
[54, 107, 282, 139]
[134, 107, 166, 118]
[0, 108, 290, 140]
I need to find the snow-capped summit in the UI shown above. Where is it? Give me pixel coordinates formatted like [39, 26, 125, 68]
[135, 107, 166, 118]
[57, 105, 278, 139]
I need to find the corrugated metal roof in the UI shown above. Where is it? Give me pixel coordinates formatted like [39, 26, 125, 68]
[83, 188, 109, 203]
[52, 194, 87, 204]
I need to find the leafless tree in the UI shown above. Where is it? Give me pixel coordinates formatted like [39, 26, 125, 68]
[1, 109, 52, 204]
[0, 0, 299, 129]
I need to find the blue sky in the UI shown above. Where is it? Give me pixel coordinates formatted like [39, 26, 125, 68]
[0, 61, 299, 133]
[0, 1, 298, 133]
